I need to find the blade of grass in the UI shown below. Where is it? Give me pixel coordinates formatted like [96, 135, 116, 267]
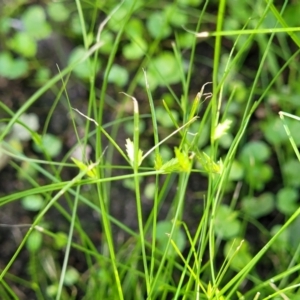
[279, 111, 300, 162]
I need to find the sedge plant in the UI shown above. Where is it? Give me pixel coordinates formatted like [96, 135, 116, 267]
[1, 0, 300, 299]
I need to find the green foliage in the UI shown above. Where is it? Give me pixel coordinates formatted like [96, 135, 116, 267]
[276, 187, 298, 216]
[1, 0, 300, 299]
[155, 221, 186, 257]
[108, 64, 129, 87]
[21, 194, 44, 211]
[214, 205, 241, 239]
[0, 4, 51, 80]
[0, 51, 28, 78]
[47, 2, 69, 23]
[241, 193, 275, 218]
[33, 134, 62, 158]
[224, 238, 252, 270]
[26, 231, 43, 253]
[238, 141, 272, 190]
[21, 5, 51, 39]
[145, 52, 183, 88]
[7, 32, 37, 57]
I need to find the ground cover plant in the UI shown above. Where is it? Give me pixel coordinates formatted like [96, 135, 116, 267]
[1, 0, 300, 299]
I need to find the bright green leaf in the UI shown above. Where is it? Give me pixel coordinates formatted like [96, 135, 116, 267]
[8, 32, 37, 57]
[224, 238, 252, 270]
[108, 64, 129, 87]
[282, 159, 300, 187]
[63, 267, 80, 286]
[47, 2, 69, 22]
[165, 5, 189, 27]
[68, 47, 95, 80]
[123, 38, 147, 60]
[54, 232, 68, 249]
[240, 141, 271, 165]
[229, 160, 244, 181]
[0, 52, 28, 79]
[242, 193, 275, 218]
[22, 5, 52, 39]
[214, 205, 241, 239]
[33, 133, 62, 158]
[244, 163, 273, 191]
[276, 187, 298, 216]
[146, 12, 171, 39]
[270, 224, 290, 252]
[144, 182, 156, 199]
[26, 231, 43, 253]
[125, 18, 144, 38]
[156, 106, 179, 128]
[155, 221, 186, 257]
[148, 52, 182, 86]
[21, 194, 44, 211]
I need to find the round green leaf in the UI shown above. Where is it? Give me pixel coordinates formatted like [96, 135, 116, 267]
[224, 238, 252, 270]
[68, 47, 91, 79]
[8, 32, 37, 57]
[68, 47, 101, 79]
[54, 232, 68, 249]
[47, 2, 69, 22]
[0, 52, 28, 79]
[125, 18, 144, 38]
[21, 194, 44, 211]
[261, 117, 288, 145]
[282, 159, 300, 187]
[63, 267, 80, 286]
[156, 107, 179, 128]
[287, 118, 300, 147]
[123, 38, 147, 60]
[22, 5, 52, 39]
[0, 52, 14, 77]
[244, 163, 273, 191]
[107, 64, 129, 87]
[239, 141, 271, 165]
[147, 12, 171, 39]
[229, 160, 244, 181]
[214, 205, 241, 239]
[242, 193, 275, 218]
[270, 224, 289, 252]
[276, 187, 298, 216]
[33, 133, 62, 158]
[177, 32, 196, 48]
[155, 221, 186, 257]
[26, 230, 43, 253]
[34, 67, 51, 84]
[144, 182, 156, 199]
[166, 5, 189, 27]
[148, 52, 182, 86]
